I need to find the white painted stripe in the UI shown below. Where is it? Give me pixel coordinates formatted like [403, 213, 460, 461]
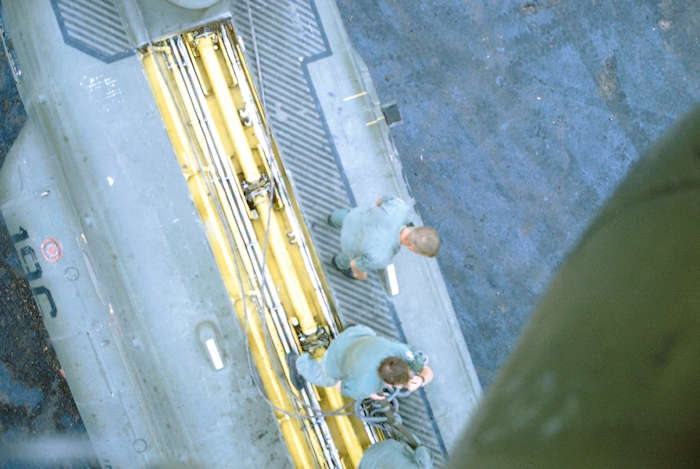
[365, 115, 386, 126]
[205, 339, 224, 370]
[343, 91, 367, 101]
[386, 264, 399, 296]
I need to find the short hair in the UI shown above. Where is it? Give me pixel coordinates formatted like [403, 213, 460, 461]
[407, 227, 440, 257]
[377, 356, 411, 386]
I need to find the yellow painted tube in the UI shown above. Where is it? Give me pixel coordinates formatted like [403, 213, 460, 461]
[197, 34, 319, 335]
[195, 36, 367, 462]
[326, 389, 365, 468]
[255, 196, 319, 334]
[197, 35, 261, 182]
[233, 298, 315, 468]
[142, 50, 317, 469]
[145, 34, 372, 467]
[226, 38, 338, 329]
[160, 48, 210, 172]
[162, 48, 263, 295]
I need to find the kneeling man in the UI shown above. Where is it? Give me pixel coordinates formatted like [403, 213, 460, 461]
[287, 325, 433, 400]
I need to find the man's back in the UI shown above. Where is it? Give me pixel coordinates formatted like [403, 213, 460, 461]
[358, 440, 433, 469]
[339, 198, 412, 271]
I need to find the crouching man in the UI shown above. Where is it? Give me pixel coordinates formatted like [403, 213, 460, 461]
[287, 325, 433, 400]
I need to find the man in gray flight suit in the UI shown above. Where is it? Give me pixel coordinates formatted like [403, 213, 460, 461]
[287, 325, 433, 401]
[358, 440, 433, 469]
[327, 196, 440, 280]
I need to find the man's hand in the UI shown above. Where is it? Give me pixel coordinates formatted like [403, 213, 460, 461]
[350, 259, 368, 280]
[369, 393, 386, 400]
[406, 366, 434, 391]
[406, 375, 425, 392]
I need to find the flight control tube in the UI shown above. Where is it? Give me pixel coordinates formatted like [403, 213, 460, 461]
[141, 21, 368, 468]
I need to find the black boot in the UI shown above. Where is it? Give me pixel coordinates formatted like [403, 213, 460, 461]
[331, 256, 355, 279]
[286, 353, 306, 391]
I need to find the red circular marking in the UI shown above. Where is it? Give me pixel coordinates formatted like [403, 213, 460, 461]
[41, 238, 63, 262]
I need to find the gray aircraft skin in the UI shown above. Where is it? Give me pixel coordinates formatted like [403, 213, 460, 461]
[0, 0, 301, 467]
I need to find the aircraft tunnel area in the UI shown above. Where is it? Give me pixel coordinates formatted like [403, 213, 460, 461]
[140, 22, 370, 467]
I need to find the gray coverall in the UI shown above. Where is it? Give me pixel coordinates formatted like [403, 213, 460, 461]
[358, 440, 433, 469]
[329, 196, 412, 272]
[295, 325, 426, 400]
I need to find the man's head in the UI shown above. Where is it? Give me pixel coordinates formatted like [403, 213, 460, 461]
[405, 227, 440, 257]
[377, 356, 411, 387]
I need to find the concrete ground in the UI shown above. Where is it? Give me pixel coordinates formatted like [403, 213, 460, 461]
[1, 0, 699, 465]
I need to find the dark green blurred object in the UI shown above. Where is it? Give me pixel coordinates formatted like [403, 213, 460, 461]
[450, 107, 700, 469]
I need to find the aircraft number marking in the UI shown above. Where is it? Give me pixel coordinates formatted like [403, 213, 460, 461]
[11, 226, 58, 318]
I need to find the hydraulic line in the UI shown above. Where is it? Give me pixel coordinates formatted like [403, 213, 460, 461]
[168, 40, 342, 467]
[196, 33, 320, 337]
[170, 35, 345, 467]
[219, 26, 340, 335]
[141, 22, 374, 468]
[218, 22, 386, 452]
[142, 46, 321, 469]
[198, 29, 366, 466]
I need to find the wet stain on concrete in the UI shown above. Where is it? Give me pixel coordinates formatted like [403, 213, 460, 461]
[597, 53, 624, 102]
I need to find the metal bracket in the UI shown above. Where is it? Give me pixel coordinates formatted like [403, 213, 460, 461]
[381, 101, 402, 127]
[239, 105, 253, 127]
[291, 320, 330, 352]
[241, 174, 271, 202]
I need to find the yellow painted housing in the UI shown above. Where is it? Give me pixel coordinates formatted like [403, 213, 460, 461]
[140, 22, 370, 468]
